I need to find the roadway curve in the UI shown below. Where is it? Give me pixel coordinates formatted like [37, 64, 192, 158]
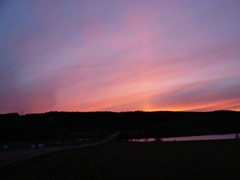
[0, 131, 121, 167]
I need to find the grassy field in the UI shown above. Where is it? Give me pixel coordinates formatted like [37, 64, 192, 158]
[0, 140, 240, 180]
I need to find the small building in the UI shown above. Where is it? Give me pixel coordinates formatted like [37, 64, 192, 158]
[3, 145, 8, 149]
[37, 144, 44, 148]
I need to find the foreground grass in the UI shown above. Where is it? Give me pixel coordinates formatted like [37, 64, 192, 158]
[0, 140, 240, 180]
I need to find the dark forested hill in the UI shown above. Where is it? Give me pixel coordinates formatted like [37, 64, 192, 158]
[0, 111, 239, 142]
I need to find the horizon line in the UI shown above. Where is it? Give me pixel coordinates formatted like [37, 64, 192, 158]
[1, 110, 239, 116]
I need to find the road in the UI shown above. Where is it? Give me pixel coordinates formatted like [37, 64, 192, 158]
[0, 131, 121, 167]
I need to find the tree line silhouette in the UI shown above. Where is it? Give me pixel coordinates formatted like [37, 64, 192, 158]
[0, 111, 239, 142]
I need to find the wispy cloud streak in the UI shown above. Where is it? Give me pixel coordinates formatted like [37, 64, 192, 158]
[0, 0, 240, 113]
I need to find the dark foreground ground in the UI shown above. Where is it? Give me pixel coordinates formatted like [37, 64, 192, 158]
[1, 140, 240, 180]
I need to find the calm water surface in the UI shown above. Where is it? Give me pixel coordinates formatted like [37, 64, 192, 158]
[128, 133, 239, 142]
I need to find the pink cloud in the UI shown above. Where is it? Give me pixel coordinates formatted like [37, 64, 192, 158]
[1, 0, 240, 113]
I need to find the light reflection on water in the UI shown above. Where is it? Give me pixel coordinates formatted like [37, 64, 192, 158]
[128, 133, 240, 142]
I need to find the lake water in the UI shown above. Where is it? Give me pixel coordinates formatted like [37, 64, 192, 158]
[128, 133, 239, 142]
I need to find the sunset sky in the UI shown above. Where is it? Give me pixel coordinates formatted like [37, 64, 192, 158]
[0, 0, 240, 114]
